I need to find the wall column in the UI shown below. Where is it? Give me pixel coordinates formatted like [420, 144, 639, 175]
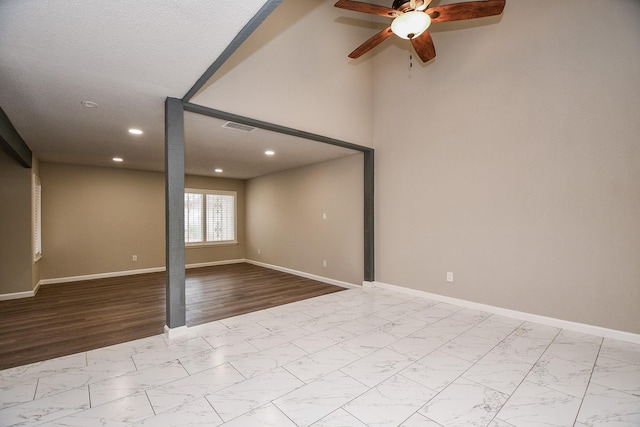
[364, 150, 374, 282]
[164, 97, 186, 337]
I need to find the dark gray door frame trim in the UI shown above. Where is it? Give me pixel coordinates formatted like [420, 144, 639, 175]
[165, 0, 375, 332]
[182, 103, 370, 153]
[363, 150, 374, 282]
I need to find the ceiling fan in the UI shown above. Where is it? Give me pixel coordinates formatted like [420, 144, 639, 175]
[334, 0, 506, 62]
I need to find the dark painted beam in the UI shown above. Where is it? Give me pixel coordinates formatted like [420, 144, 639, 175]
[183, 102, 371, 153]
[164, 97, 186, 329]
[0, 106, 32, 168]
[182, 0, 283, 103]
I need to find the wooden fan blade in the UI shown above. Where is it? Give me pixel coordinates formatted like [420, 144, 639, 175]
[349, 26, 394, 59]
[428, 0, 505, 23]
[334, 0, 399, 18]
[411, 31, 436, 62]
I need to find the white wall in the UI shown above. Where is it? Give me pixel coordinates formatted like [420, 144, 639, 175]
[372, 0, 640, 333]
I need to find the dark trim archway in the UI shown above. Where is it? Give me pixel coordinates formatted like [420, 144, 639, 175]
[181, 102, 375, 283]
[164, 0, 374, 332]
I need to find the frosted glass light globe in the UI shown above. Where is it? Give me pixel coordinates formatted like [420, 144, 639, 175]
[391, 11, 431, 39]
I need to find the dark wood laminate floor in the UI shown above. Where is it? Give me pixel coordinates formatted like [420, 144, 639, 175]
[0, 263, 344, 371]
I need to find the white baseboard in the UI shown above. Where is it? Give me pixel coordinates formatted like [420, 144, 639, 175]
[3, 259, 248, 300]
[245, 259, 360, 289]
[185, 259, 245, 269]
[36, 259, 247, 287]
[0, 284, 39, 301]
[38, 266, 167, 286]
[4, 259, 357, 300]
[370, 281, 640, 344]
[164, 325, 188, 341]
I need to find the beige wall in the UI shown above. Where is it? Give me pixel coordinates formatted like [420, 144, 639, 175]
[38, 157, 359, 285]
[246, 154, 364, 285]
[39, 163, 246, 280]
[192, 0, 374, 148]
[0, 149, 33, 294]
[372, 0, 640, 333]
[40, 163, 165, 279]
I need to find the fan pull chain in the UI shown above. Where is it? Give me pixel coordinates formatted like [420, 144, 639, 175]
[408, 53, 413, 77]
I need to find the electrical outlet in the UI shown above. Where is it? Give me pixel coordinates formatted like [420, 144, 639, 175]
[322, 212, 327, 220]
[322, 260, 327, 268]
[132, 255, 137, 262]
[446, 272, 453, 282]
[257, 248, 261, 255]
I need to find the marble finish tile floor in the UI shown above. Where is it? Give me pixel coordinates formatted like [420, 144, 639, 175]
[1, 287, 639, 426]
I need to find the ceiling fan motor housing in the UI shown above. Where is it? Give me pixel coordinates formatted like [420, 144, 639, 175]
[392, 0, 417, 11]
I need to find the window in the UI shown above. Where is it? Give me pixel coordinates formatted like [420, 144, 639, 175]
[33, 175, 42, 261]
[185, 189, 236, 245]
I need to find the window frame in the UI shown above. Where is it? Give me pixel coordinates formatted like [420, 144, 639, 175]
[33, 174, 42, 262]
[184, 188, 238, 247]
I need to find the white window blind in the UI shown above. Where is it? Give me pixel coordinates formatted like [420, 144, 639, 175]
[185, 189, 236, 245]
[34, 175, 42, 260]
[206, 194, 235, 242]
[184, 193, 204, 243]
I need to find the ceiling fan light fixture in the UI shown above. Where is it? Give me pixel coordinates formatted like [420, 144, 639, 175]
[391, 11, 431, 39]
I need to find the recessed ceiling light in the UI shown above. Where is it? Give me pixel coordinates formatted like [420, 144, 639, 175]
[81, 100, 98, 108]
[112, 157, 123, 162]
[128, 128, 143, 135]
[265, 150, 275, 156]
[214, 168, 223, 173]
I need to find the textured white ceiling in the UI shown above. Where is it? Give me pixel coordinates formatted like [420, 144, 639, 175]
[2, 0, 359, 177]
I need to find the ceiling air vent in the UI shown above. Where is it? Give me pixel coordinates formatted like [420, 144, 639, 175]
[222, 121, 256, 133]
